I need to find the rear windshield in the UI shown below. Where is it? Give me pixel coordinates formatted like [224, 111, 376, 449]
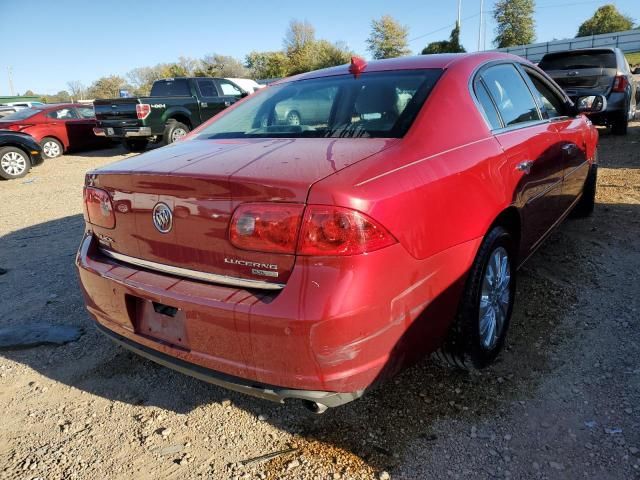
[539, 51, 616, 70]
[196, 70, 442, 139]
[150, 79, 191, 97]
[0, 108, 41, 121]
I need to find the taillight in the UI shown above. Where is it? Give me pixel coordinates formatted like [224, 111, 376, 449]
[229, 203, 397, 256]
[298, 205, 396, 256]
[83, 187, 115, 229]
[612, 75, 628, 93]
[136, 104, 151, 120]
[230, 203, 305, 254]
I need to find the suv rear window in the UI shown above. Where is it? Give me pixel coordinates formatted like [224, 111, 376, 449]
[150, 79, 191, 97]
[196, 70, 442, 139]
[539, 51, 616, 70]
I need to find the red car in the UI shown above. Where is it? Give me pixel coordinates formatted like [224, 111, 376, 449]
[76, 53, 602, 412]
[0, 103, 109, 159]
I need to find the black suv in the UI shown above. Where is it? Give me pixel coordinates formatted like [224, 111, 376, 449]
[539, 48, 637, 135]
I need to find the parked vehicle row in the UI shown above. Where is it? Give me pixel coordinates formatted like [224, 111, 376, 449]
[77, 52, 605, 412]
[0, 103, 110, 159]
[93, 77, 250, 151]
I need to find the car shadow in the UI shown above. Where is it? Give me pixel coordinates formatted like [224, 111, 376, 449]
[0, 198, 630, 474]
[594, 121, 640, 169]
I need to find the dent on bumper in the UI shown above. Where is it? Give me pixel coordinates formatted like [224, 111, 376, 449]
[76, 232, 480, 399]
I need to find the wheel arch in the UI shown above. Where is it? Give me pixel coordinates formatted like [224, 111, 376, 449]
[485, 206, 522, 261]
[41, 135, 67, 152]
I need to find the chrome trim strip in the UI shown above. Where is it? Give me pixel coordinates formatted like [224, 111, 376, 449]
[100, 249, 285, 291]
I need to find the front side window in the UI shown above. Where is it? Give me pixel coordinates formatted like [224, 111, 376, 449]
[77, 106, 95, 119]
[481, 64, 540, 127]
[525, 72, 567, 119]
[196, 70, 442, 139]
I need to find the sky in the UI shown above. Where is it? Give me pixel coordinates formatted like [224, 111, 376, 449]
[1, 0, 638, 95]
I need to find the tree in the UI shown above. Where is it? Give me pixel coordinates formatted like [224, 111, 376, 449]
[493, 0, 535, 48]
[576, 5, 634, 37]
[367, 15, 411, 59]
[194, 54, 248, 77]
[245, 51, 290, 79]
[86, 75, 131, 99]
[314, 40, 353, 70]
[23, 89, 35, 96]
[66, 80, 86, 101]
[422, 24, 466, 54]
[284, 20, 319, 74]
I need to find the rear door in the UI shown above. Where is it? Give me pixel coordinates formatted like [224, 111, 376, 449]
[476, 63, 565, 255]
[194, 78, 228, 122]
[521, 66, 590, 213]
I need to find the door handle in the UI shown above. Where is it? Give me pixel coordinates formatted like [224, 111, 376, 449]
[516, 160, 534, 174]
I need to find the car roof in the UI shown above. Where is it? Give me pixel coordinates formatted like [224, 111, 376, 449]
[275, 52, 528, 84]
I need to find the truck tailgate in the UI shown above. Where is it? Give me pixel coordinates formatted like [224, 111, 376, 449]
[94, 98, 139, 122]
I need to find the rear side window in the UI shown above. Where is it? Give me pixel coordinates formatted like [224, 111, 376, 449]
[150, 79, 191, 96]
[474, 80, 502, 130]
[196, 79, 217, 97]
[77, 106, 95, 119]
[539, 51, 616, 70]
[480, 64, 540, 127]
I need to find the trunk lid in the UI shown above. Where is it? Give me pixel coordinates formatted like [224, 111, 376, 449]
[89, 137, 396, 286]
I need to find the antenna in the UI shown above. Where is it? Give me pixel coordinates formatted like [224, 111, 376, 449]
[478, 0, 484, 51]
[457, 0, 462, 27]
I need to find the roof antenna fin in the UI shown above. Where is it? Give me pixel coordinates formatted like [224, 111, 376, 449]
[349, 56, 367, 77]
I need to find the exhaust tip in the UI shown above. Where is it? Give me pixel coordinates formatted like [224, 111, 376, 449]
[301, 400, 328, 415]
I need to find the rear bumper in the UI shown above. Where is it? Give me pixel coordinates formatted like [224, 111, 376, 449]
[76, 231, 478, 405]
[95, 321, 363, 407]
[94, 126, 152, 138]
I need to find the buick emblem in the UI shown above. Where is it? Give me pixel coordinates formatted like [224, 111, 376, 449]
[152, 203, 173, 233]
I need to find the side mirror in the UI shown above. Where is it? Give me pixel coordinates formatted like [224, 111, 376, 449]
[240, 91, 249, 98]
[632, 67, 640, 75]
[576, 94, 607, 114]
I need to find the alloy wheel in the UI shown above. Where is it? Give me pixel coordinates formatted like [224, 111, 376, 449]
[0, 151, 27, 176]
[479, 246, 511, 349]
[171, 128, 187, 143]
[43, 141, 61, 158]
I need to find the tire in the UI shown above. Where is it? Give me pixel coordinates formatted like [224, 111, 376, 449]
[163, 121, 190, 145]
[611, 103, 629, 135]
[0, 146, 31, 180]
[122, 139, 148, 152]
[40, 137, 63, 158]
[435, 226, 516, 370]
[572, 163, 597, 218]
[286, 111, 301, 126]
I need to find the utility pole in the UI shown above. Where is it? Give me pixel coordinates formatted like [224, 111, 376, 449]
[7, 66, 15, 96]
[478, 0, 484, 51]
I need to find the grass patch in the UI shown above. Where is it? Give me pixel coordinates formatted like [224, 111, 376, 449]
[625, 52, 640, 66]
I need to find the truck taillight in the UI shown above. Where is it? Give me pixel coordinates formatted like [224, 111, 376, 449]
[83, 187, 115, 229]
[229, 204, 396, 256]
[230, 203, 304, 254]
[136, 104, 151, 120]
[612, 75, 628, 93]
[297, 206, 396, 256]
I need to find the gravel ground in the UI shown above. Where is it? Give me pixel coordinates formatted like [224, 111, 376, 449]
[0, 123, 639, 480]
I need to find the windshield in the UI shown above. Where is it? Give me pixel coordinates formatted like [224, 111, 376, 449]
[539, 51, 616, 70]
[196, 70, 442, 139]
[0, 108, 41, 121]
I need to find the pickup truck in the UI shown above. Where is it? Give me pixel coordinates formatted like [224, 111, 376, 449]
[93, 77, 247, 151]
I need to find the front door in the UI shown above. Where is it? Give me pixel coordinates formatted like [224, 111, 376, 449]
[194, 78, 229, 122]
[478, 63, 565, 256]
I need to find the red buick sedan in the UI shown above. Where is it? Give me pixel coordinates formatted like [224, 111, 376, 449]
[76, 53, 601, 412]
[0, 103, 109, 159]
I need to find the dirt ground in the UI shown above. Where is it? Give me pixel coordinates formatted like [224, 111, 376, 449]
[0, 123, 639, 480]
